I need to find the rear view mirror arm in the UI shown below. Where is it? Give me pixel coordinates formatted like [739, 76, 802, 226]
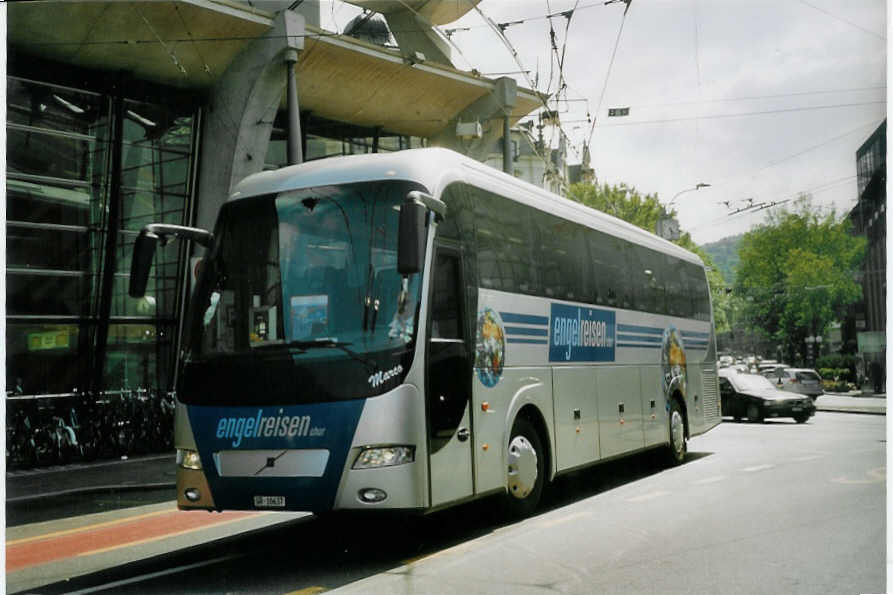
[144, 223, 214, 248]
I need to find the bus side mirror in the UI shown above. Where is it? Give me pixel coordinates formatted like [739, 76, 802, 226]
[398, 200, 427, 276]
[129, 223, 214, 298]
[129, 230, 160, 298]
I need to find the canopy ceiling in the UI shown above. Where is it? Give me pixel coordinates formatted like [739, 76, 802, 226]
[8, 1, 542, 138]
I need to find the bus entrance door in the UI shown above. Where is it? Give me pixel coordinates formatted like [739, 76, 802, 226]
[426, 248, 474, 507]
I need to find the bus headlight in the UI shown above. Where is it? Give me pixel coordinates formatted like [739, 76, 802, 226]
[177, 448, 203, 470]
[353, 446, 414, 469]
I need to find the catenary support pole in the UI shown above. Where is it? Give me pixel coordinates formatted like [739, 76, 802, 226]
[503, 114, 511, 174]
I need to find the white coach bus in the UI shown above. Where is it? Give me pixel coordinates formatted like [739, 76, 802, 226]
[130, 147, 720, 518]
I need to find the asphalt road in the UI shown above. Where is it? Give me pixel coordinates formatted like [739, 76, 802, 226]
[29, 411, 886, 595]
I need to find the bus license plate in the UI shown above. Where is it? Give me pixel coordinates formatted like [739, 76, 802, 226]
[254, 495, 286, 508]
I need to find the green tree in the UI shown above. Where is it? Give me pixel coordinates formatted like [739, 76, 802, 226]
[567, 182, 664, 231]
[734, 195, 864, 362]
[567, 182, 732, 332]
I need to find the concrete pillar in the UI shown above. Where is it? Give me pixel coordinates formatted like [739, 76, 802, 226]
[430, 77, 518, 163]
[285, 48, 302, 165]
[195, 10, 304, 231]
[383, 9, 453, 66]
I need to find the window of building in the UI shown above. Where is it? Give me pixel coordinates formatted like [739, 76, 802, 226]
[6, 75, 198, 396]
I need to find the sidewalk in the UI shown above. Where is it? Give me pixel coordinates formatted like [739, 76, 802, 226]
[814, 391, 886, 415]
[6, 453, 175, 503]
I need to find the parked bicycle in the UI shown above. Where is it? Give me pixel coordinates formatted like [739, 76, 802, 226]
[5, 389, 176, 470]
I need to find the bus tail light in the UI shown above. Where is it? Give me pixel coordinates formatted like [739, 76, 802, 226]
[177, 448, 203, 470]
[353, 446, 414, 469]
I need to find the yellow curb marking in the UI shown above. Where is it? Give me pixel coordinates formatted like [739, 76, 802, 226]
[7, 506, 177, 546]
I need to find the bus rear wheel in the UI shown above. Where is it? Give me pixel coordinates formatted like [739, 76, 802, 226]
[504, 417, 544, 519]
[666, 399, 687, 466]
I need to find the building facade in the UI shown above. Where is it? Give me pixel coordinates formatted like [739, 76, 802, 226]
[6, 0, 541, 410]
[846, 120, 886, 391]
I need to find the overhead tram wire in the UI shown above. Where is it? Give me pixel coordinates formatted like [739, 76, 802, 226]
[592, 101, 885, 128]
[468, 0, 617, 164]
[688, 174, 862, 233]
[542, 0, 582, 157]
[699, 118, 883, 195]
[796, 0, 886, 41]
[674, 119, 878, 233]
[586, 0, 632, 148]
[628, 85, 887, 110]
[444, 0, 635, 35]
[471, 3, 570, 170]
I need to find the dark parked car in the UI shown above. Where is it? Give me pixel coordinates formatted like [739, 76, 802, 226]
[719, 368, 816, 424]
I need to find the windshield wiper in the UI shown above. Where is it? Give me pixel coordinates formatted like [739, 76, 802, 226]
[253, 338, 376, 373]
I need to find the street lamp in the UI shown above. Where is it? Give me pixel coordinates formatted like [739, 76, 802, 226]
[667, 182, 711, 207]
[656, 182, 710, 241]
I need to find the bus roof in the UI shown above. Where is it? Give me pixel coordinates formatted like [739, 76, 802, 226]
[230, 148, 703, 266]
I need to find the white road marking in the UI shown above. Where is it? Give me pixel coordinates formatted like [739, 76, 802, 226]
[537, 511, 591, 529]
[831, 467, 886, 485]
[626, 490, 670, 502]
[742, 464, 774, 472]
[67, 553, 245, 594]
[694, 475, 727, 485]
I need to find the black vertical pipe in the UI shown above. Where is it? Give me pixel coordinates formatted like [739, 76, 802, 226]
[503, 115, 511, 174]
[92, 81, 125, 394]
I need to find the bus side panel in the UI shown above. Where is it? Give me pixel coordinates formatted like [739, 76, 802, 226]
[641, 363, 669, 448]
[596, 366, 645, 459]
[553, 367, 600, 472]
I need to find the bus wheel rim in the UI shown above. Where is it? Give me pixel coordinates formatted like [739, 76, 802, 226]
[507, 435, 538, 499]
[670, 410, 685, 456]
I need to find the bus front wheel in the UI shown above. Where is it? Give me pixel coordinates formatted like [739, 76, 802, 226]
[504, 417, 544, 518]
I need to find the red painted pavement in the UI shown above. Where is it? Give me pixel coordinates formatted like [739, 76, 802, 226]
[7, 509, 257, 572]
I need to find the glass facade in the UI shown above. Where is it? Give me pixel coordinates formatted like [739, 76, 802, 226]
[264, 114, 426, 170]
[6, 75, 199, 397]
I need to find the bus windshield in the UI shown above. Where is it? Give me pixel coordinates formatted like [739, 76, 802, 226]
[180, 180, 425, 405]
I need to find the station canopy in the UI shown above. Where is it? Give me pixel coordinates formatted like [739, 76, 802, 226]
[8, 0, 542, 138]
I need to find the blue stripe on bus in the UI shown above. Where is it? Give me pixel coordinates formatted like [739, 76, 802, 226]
[507, 338, 549, 345]
[617, 324, 663, 335]
[505, 326, 549, 337]
[617, 334, 662, 343]
[682, 331, 711, 339]
[500, 312, 549, 326]
[617, 343, 662, 349]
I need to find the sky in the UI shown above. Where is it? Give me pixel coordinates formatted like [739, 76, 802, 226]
[321, 0, 887, 245]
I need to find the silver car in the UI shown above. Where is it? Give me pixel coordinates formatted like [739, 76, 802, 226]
[762, 367, 824, 401]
